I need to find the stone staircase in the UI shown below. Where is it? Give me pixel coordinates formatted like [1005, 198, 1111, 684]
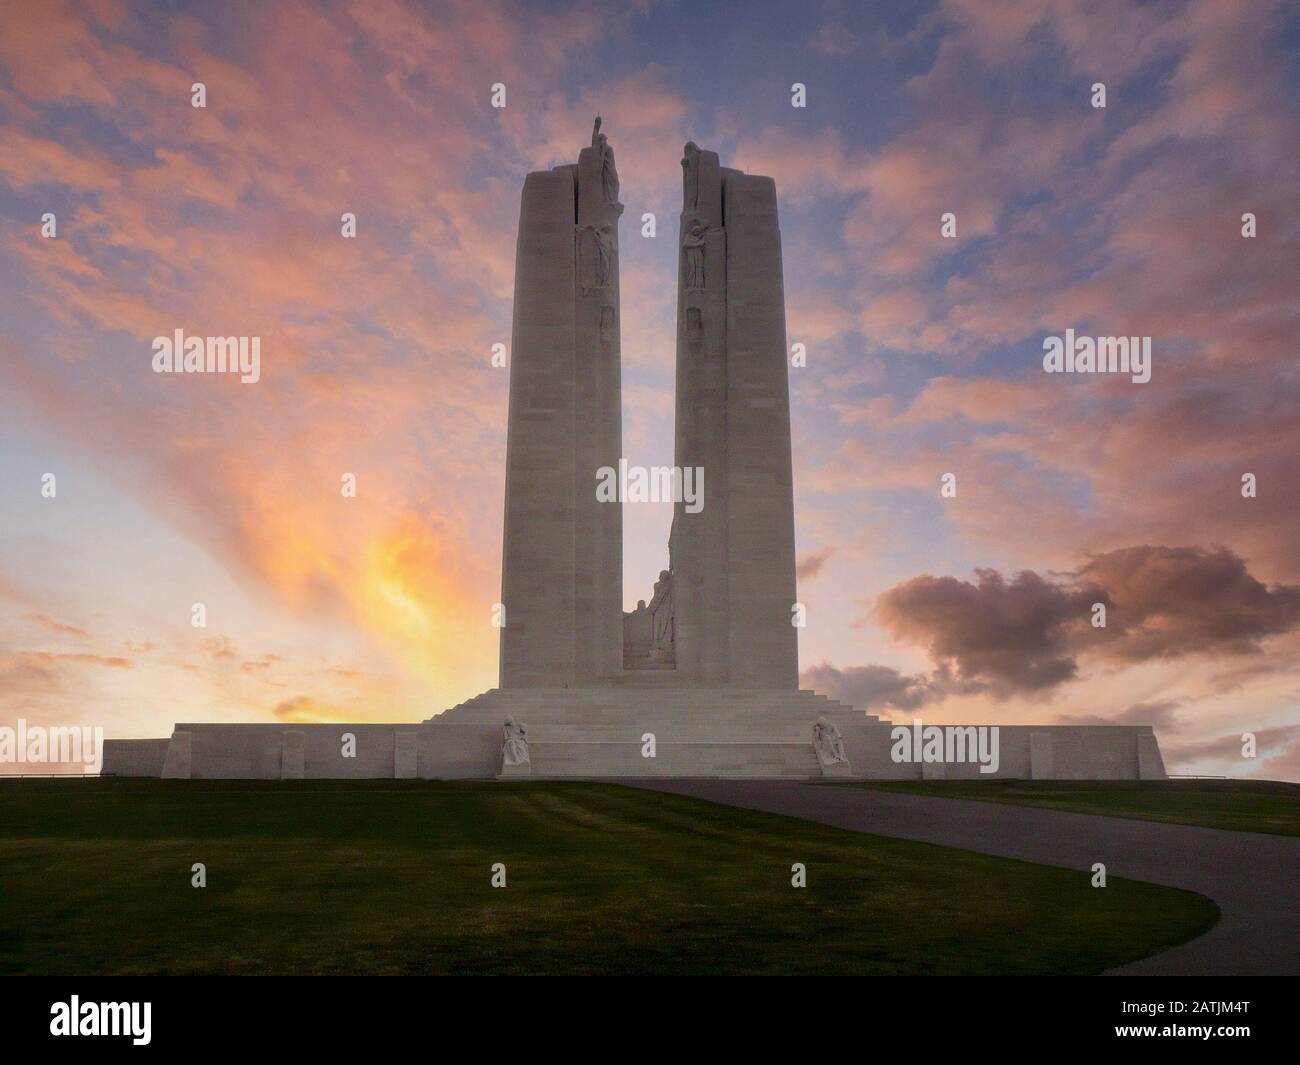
[427, 687, 873, 779]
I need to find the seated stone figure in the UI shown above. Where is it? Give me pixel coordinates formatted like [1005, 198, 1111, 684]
[812, 717, 849, 767]
[502, 717, 530, 767]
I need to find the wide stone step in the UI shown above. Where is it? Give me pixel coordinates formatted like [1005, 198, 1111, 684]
[439, 706, 865, 720]
[524, 740, 822, 779]
[438, 690, 860, 711]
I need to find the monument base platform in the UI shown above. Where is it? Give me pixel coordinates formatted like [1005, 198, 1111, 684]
[101, 688, 1167, 782]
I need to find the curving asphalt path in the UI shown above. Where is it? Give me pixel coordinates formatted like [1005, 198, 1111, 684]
[626, 779, 1300, 975]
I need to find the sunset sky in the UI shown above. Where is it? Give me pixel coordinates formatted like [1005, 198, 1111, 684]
[1, 0, 1297, 779]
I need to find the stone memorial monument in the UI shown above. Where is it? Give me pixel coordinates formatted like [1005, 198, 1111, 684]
[102, 121, 1167, 783]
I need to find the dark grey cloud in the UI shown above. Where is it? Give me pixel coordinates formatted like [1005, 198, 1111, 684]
[875, 568, 1100, 695]
[1077, 546, 1300, 660]
[872, 546, 1300, 696]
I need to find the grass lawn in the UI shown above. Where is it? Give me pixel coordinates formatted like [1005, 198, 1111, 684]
[0, 778, 1217, 975]
[852, 779, 1300, 836]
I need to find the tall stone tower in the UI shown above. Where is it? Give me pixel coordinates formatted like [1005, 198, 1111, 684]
[670, 143, 800, 688]
[499, 119, 624, 688]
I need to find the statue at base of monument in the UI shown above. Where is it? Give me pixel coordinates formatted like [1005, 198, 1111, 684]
[502, 717, 530, 766]
[812, 717, 848, 767]
[649, 569, 675, 664]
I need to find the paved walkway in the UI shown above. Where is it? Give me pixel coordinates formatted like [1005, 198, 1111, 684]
[628, 780, 1300, 975]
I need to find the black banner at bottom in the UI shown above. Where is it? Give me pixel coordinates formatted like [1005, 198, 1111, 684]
[1, 976, 1292, 1052]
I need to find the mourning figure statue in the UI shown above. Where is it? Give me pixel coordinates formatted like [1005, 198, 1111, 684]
[812, 717, 848, 767]
[502, 716, 530, 767]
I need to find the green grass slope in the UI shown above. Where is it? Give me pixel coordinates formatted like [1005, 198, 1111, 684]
[0, 779, 1218, 975]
